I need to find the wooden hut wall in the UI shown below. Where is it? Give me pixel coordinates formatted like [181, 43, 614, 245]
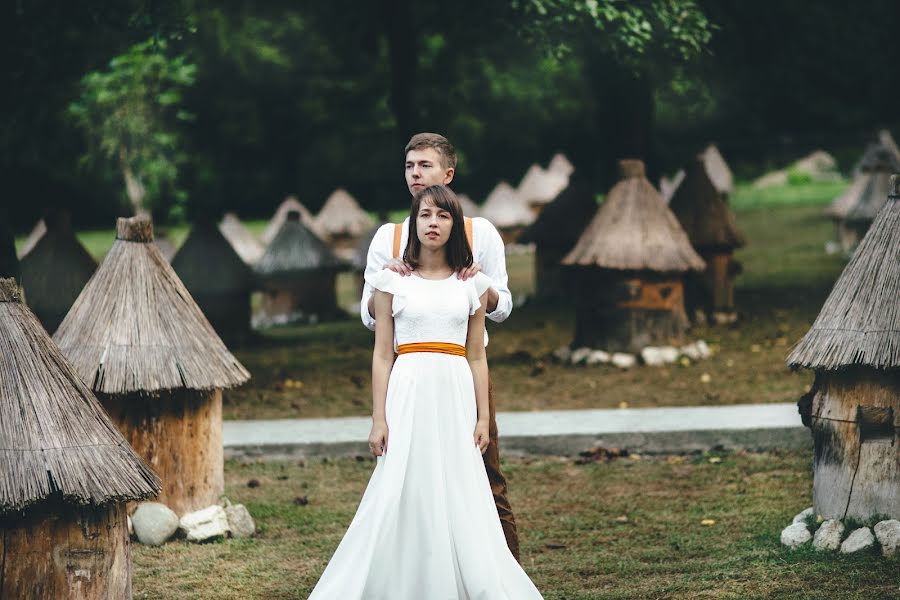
[1, 501, 131, 599]
[570, 269, 689, 352]
[258, 270, 340, 323]
[684, 250, 740, 323]
[99, 389, 223, 516]
[806, 369, 899, 520]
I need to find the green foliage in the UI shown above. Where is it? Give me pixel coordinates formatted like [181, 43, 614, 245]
[67, 38, 196, 220]
[787, 168, 814, 186]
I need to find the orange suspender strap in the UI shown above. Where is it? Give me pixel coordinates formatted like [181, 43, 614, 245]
[392, 217, 473, 259]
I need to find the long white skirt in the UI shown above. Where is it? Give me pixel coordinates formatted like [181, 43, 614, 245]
[308, 353, 542, 600]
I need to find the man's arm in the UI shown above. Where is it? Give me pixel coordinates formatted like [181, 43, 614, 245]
[474, 218, 513, 323]
[360, 223, 394, 331]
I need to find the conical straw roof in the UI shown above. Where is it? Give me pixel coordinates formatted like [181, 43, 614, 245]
[702, 144, 734, 195]
[262, 196, 324, 244]
[562, 160, 705, 272]
[669, 156, 746, 250]
[53, 216, 250, 394]
[853, 129, 900, 176]
[219, 212, 265, 266]
[255, 211, 346, 277]
[481, 181, 534, 228]
[352, 222, 385, 272]
[19, 209, 97, 332]
[827, 145, 898, 221]
[518, 176, 597, 246]
[456, 193, 481, 218]
[660, 169, 686, 203]
[172, 220, 253, 295]
[787, 175, 900, 370]
[17, 219, 47, 259]
[517, 164, 569, 207]
[315, 188, 374, 238]
[548, 153, 575, 177]
[0, 278, 160, 513]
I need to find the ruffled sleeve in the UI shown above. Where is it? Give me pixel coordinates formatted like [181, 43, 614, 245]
[466, 272, 494, 315]
[364, 269, 407, 317]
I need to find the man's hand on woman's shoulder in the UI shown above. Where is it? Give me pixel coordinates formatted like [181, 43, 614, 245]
[384, 258, 414, 276]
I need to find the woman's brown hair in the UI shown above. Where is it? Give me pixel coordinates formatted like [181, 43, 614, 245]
[403, 185, 473, 271]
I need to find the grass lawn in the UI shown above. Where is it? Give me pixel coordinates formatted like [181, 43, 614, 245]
[132, 450, 899, 599]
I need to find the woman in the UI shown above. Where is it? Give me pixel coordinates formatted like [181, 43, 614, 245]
[309, 185, 542, 599]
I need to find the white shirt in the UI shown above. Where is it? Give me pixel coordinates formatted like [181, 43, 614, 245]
[360, 216, 513, 346]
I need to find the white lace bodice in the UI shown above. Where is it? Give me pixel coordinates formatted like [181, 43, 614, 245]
[365, 270, 492, 347]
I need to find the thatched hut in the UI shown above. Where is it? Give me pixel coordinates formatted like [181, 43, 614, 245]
[517, 163, 569, 216]
[456, 193, 481, 217]
[702, 144, 734, 196]
[548, 152, 575, 177]
[669, 156, 747, 324]
[659, 169, 685, 204]
[787, 174, 900, 521]
[518, 176, 597, 301]
[0, 277, 159, 599]
[172, 219, 254, 344]
[828, 143, 900, 253]
[314, 188, 374, 257]
[562, 160, 705, 352]
[17, 218, 47, 258]
[219, 212, 265, 266]
[54, 216, 250, 516]
[18, 209, 97, 333]
[262, 195, 324, 245]
[481, 181, 534, 244]
[254, 210, 347, 325]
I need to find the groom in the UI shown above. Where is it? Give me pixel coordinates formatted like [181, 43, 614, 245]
[360, 132, 519, 560]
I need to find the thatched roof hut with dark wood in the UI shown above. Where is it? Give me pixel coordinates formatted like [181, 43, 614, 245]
[787, 175, 900, 521]
[17, 218, 46, 259]
[254, 210, 347, 325]
[827, 142, 900, 253]
[18, 209, 97, 333]
[262, 195, 325, 245]
[456, 193, 481, 218]
[172, 219, 254, 344]
[517, 163, 569, 216]
[518, 176, 597, 302]
[314, 188, 374, 258]
[480, 181, 534, 244]
[548, 152, 575, 177]
[562, 159, 705, 353]
[1, 277, 159, 599]
[702, 144, 734, 196]
[220, 212, 265, 266]
[53, 216, 250, 516]
[669, 155, 747, 324]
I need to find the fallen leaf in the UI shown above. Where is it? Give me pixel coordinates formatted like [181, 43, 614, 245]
[615, 515, 629, 523]
[618, 401, 629, 409]
[700, 373, 712, 383]
[708, 457, 722, 464]
[701, 519, 716, 526]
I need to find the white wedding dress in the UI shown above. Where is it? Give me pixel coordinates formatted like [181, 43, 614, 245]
[308, 270, 542, 600]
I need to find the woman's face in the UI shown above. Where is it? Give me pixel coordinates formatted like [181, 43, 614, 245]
[415, 196, 453, 250]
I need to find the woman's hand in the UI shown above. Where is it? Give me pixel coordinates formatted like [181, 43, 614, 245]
[474, 419, 490, 454]
[368, 419, 389, 457]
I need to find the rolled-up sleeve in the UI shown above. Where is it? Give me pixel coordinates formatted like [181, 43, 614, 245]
[360, 223, 395, 331]
[474, 218, 513, 323]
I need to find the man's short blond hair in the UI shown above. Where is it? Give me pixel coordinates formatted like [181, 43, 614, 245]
[405, 132, 457, 170]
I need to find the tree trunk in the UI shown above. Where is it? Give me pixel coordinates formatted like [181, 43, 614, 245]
[120, 150, 146, 216]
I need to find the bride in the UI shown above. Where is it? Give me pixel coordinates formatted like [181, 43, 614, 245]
[308, 185, 542, 599]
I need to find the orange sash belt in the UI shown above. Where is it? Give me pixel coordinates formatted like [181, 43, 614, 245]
[397, 342, 466, 357]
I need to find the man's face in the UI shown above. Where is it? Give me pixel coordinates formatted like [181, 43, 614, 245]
[405, 148, 454, 196]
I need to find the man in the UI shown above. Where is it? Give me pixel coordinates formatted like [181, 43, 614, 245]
[360, 132, 519, 560]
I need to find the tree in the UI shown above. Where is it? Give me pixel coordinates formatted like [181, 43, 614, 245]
[67, 38, 196, 218]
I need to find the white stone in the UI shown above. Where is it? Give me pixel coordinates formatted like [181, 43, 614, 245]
[813, 519, 844, 552]
[610, 353, 636, 369]
[658, 346, 679, 364]
[792, 507, 814, 524]
[570, 347, 591, 365]
[180, 505, 231, 543]
[824, 241, 841, 256]
[840, 527, 875, 554]
[225, 504, 256, 539]
[695, 340, 712, 359]
[781, 522, 811, 548]
[680, 343, 702, 361]
[640, 347, 666, 367]
[585, 350, 610, 365]
[874, 520, 900, 557]
[552, 346, 572, 363]
[132, 502, 179, 546]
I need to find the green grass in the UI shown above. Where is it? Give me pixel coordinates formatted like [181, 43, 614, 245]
[131, 451, 899, 599]
[729, 180, 848, 211]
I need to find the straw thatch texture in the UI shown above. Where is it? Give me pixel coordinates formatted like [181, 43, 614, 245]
[660, 169, 685, 203]
[314, 188, 374, 239]
[481, 181, 534, 229]
[518, 177, 596, 246]
[255, 212, 346, 277]
[548, 153, 575, 177]
[702, 144, 733, 195]
[219, 212, 265, 266]
[172, 221, 252, 296]
[669, 157, 746, 250]
[517, 164, 569, 208]
[563, 160, 705, 272]
[53, 216, 250, 394]
[829, 146, 898, 221]
[0, 278, 159, 513]
[262, 196, 324, 244]
[787, 176, 900, 370]
[456, 193, 480, 218]
[19, 210, 97, 333]
[17, 219, 46, 259]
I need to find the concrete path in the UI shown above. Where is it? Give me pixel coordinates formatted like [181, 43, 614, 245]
[224, 402, 810, 459]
